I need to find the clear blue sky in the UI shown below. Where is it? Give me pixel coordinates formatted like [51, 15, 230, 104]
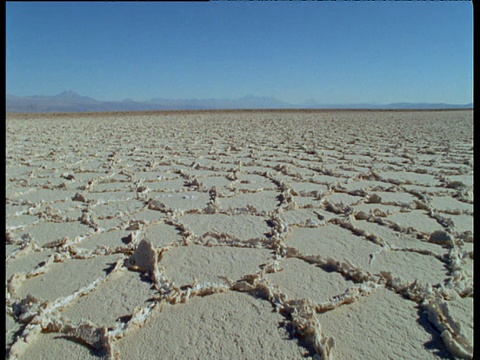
[6, 1, 473, 104]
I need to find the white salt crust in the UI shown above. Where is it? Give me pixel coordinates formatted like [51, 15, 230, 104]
[6, 110, 473, 359]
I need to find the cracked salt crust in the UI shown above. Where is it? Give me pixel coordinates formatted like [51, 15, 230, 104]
[142, 223, 184, 247]
[447, 295, 474, 344]
[132, 170, 178, 181]
[17, 221, 94, 247]
[72, 172, 112, 183]
[17, 332, 105, 360]
[94, 217, 125, 231]
[142, 178, 186, 192]
[219, 190, 280, 213]
[350, 220, 448, 256]
[6, 250, 54, 279]
[368, 249, 448, 284]
[340, 179, 389, 192]
[234, 173, 277, 190]
[364, 190, 418, 204]
[5, 110, 473, 359]
[86, 191, 136, 203]
[92, 200, 145, 218]
[266, 258, 355, 303]
[281, 208, 332, 226]
[91, 182, 131, 192]
[317, 287, 452, 359]
[442, 214, 473, 233]
[130, 208, 168, 222]
[180, 213, 271, 241]
[5, 312, 22, 352]
[385, 211, 446, 234]
[5, 215, 39, 229]
[351, 202, 402, 214]
[294, 196, 323, 208]
[289, 181, 329, 195]
[78, 230, 132, 250]
[161, 244, 272, 286]
[14, 189, 79, 204]
[15, 255, 122, 302]
[61, 269, 157, 327]
[147, 192, 210, 211]
[196, 176, 233, 190]
[286, 225, 381, 270]
[116, 292, 309, 359]
[322, 193, 363, 206]
[429, 196, 473, 213]
[445, 174, 473, 187]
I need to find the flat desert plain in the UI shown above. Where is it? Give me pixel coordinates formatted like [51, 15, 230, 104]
[5, 110, 473, 359]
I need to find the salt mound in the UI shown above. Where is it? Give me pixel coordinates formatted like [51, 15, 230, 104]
[429, 230, 454, 247]
[125, 239, 161, 288]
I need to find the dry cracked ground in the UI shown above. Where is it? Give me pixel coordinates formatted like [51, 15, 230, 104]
[5, 110, 473, 359]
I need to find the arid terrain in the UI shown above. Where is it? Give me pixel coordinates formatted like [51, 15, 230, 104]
[6, 110, 473, 359]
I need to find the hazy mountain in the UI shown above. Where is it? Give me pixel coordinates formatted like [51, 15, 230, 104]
[7, 91, 100, 113]
[378, 102, 474, 110]
[53, 90, 97, 102]
[296, 101, 474, 110]
[5, 91, 473, 113]
[146, 94, 291, 110]
[6, 91, 163, 113]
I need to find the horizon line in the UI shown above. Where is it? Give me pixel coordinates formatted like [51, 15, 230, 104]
[6, 107, 474, 118]
[5, 90, 474, 107]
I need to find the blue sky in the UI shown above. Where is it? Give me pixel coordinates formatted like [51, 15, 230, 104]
[6, 1, 473, 104]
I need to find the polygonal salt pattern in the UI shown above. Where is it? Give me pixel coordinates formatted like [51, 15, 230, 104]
[5, 110, 473, 359]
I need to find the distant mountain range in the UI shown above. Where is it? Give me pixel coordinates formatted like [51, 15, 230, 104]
[5, 91, 473, 113]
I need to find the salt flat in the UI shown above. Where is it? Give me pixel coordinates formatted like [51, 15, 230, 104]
[5, 110, 473, 359]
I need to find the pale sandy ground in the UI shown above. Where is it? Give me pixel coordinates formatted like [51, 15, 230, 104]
[5, 110, 473, 359]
